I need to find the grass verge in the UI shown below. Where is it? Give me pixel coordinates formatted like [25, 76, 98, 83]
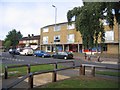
[96, 71, 120, 77]
[2, 64, 65, 77]
[40, 76, 119, 88]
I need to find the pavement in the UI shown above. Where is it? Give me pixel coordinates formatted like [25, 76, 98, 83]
[73, 55, 119, 65]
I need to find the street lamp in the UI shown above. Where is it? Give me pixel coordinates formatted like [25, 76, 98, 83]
[52, 5, 57, 53]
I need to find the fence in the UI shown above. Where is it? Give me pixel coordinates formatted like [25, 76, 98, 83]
[2, 63, 119, 90]
[4, 60, 75, 79]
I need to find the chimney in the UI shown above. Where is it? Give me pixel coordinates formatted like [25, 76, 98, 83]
[28, 34, 30, 38]
[32, 34, 34, 37]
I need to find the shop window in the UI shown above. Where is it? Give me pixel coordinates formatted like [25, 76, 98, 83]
[103, 44, 107, 51]
[47, 46, 50, 51]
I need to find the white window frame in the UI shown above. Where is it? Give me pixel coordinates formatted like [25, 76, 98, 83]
[43, 36, 48, 44]
[105, 30, 114, 42]
[67, 34, 75, 43]
[67, 24, 75, 30]
[43, 27, 49, 32]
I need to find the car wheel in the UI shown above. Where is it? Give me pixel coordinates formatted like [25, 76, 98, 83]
[34, 54, 37, 57]
[64, 56, 67, 60]
[42, 55, 44, 58]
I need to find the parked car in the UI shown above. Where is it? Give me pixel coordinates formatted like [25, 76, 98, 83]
[52, 51, 73, 60]
[34, 50, 51, 58]
[9, 49, 20, 55]
[20, 48, 33, 55]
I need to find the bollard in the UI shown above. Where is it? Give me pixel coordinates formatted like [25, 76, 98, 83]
[91, 66, 95, 77]
[27, 64, 31, 74]
[54, 62, 58, 69]
[28, 73, 33, 88]
[52, 70, 57, 82]
[82, 65, 85, 75]
[84, 53, 87, 59]
[97, 56, 100, 62]
[4, 66, 8, 79]
[73, 61, 75, 69]
[88, 55, 91, 61]
[79, 66, 83, 75]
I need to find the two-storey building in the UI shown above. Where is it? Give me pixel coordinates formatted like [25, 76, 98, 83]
[40, 18, 119, 54]
[19, 34, 40, 50]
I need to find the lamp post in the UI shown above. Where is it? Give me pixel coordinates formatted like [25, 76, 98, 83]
[52, 5, 57, 53]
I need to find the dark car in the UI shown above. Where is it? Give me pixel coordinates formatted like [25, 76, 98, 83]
[9, 49, 20, 55]
[34, 50, 51, 58]
[52, 51, 73, 60]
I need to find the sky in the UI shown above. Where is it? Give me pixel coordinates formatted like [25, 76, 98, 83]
[0, 0, 83, 40]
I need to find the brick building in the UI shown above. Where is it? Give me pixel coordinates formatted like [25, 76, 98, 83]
[19, 34, 40, 50]
[40, 18, 118, 54]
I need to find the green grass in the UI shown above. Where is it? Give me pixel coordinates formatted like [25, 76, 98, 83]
[40, 76, 119, 88]
[96, 71, 120, 77]
[2, 64, 65, 77]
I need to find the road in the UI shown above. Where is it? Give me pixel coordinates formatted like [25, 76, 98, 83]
[1, 52, 119, 69]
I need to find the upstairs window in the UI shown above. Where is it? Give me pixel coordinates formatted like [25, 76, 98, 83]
[54, 25, 61, 31]
[43, 27, 49, 32]
[43, 36, 48, 44]
[105, 30, 114, 42]
[54, 35, 60, 42]
[67, 34, 75, 43]
[67, 24, 75, 30]
[102, 19, 109, 25]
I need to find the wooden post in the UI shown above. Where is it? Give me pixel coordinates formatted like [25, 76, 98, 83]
[54, 62, 58, 69]
[4, 66, 8, 79]
[82, 65, 85, 75]
[91, 66, 95, 77]
[97, 56, 100, 62]
[52, 70, 57, 82]
[27, 64, 31, 74]
[73, 61, 75, 69]
[29, 73, 33, 88]
[88, 55, 91, 61]
[84, 53, 87, 59]
[79, 66, 83, 75]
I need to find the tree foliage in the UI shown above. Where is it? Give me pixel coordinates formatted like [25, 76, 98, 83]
[4, 29, 23, 49]
[67, 2, 120, 50]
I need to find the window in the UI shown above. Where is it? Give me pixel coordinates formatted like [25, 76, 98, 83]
[67, 24, 75, 30]
[54, 25, 61, 31]
[43, 27, 49, 32]
[43, 36, 48, 44]
[105, 31, 114, 42]
[54, 35, 60, 42]
[47, 46, 51, 51]
[102, 19, 109, 25]
[67, 34, 75, 43]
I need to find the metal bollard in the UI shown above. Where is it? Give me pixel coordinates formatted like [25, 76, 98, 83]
[4, 66, 8, 79]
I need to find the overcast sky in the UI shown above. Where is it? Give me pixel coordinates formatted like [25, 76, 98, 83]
[0, 0, 83, 40]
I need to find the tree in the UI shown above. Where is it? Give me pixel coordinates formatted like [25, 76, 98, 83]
[67, 2, 120, 53]
[4, 29, 23, 50]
